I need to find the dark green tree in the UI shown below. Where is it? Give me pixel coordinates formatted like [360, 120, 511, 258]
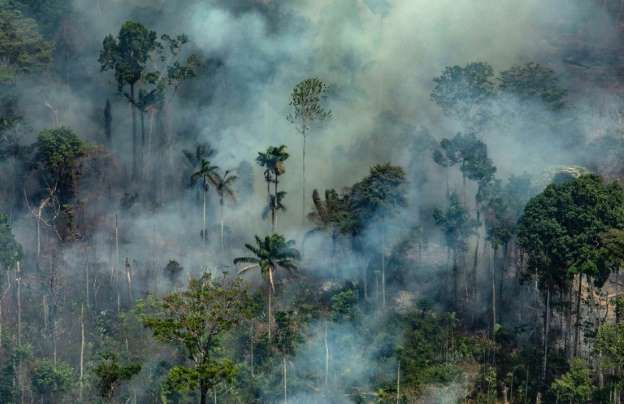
[99, 21, 158, 179]
[30, 359, 74, 404]
[93, 352, 141, 403]
[498, 62, 567, 111]
[350, 163, 407, 308]
[141, 274, 251, 404]
[191, 159, 219, 242]
[431, 62, 496, 129]
[517, 174, 624, 387]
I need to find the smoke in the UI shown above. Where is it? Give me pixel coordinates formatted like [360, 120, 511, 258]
[6, 0, 624, 400]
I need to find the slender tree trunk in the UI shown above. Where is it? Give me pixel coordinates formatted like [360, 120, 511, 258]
[396, 361, 401, 404]
[268, 283, 272, 341]
[381, 214, 386, 309]
[273, 176, 279, 233]
[200, 380, 208, 404]
[203, 189, 207, 243]
[250, 321, 255, 376]
[542, 286, 551, 387]
[302, 131, 307, 226]
[574, 274, 582, 357]
[140, 109, 145, 180]
[130, 83, 137, 180]
[16, 261, 21, 347]
[79, 305, 85, 401]
[472, 236, 479, 301]
[220, 197, 225, 249]
[491, 245, 497, 336]
[324, 320, 329, 390]
[283, 355, 288, 404]
[104, 99, 112, 147]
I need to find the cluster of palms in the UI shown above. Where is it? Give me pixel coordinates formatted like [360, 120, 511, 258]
[185, 144, 238, 248]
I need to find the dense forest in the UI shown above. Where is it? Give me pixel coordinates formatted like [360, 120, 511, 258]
[4, 0, 624, 403]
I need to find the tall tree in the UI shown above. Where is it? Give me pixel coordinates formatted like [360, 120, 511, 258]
[287, 78, 332, 224]
[141, 274, 251, 404]
[306, 189, 350, 275]
[256, 145, 289, 232]
[350, 164, 407, 308]
[433, 192, 478, 310]
[498, 62, 567, 112]
[233, 234, 300, 340]
[431, 62, 496, 130]
[211, 169, 238, 249]
[517, 174, 624, 389]
[99, 21, 158, 179]
[191, 159, 219, 243]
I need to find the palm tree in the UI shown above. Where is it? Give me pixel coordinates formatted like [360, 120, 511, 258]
[233, 234, 300, 339]
[306, 189, 348, 274]
[191, 159, 218, 242]
[256, 145, 289, 232]
[212, 169, 238, 249]
[263, 191, 287, 233]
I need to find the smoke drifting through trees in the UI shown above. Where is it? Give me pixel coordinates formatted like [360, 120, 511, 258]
[3, 0, 624, 402]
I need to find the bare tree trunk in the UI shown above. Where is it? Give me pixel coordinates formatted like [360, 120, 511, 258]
[574, 274, 582, 357]
[79, 305, 85, 401]
[396, 361, 401, 404]
[16, 261, 21, 347]
[302, 130, 306, 226]
[130, 83, 137, 180]
[283, 355, 288, 404]
[203, 190, 207, 242]
[268, 284, 272, 341]
[491, 245, 497, 336]
[542, 286, 551, 387]
[220, 198, 225, 249]
[381, 214, 386, 309]
[324, 320, 329, 390]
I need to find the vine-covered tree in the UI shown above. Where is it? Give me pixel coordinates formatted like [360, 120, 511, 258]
[257, 145, 289, 232]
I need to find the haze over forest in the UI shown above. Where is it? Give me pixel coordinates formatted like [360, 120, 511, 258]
[3, 0, 624, 403]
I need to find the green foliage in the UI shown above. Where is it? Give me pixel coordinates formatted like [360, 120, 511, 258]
[0, 213, 22, 270]
[433, 193, 477, 251]
[30, 359, 74, 400]
[330, 287, 359, 322]
[35, 127, 87, 175]
[274, 310, 302, 356]
[517, 174, 624, 291]
[256, 145, 289, 178]
[431, 62, 496, 128]
[234, 234, 300, 290]
[99, 21, 159, 91]
[596, 322, 624, 374]
[550, 359, 594, 403]
[287, 77, 332, 134]
[0, 5, 53, 81]
[433, 133, 496, 185]
[93, 352, 141, 401]
[498, 62, 567, 111]
[350, 163, 407, 228]
[141, 273, 252, 398]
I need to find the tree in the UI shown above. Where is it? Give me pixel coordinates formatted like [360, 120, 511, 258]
[0, 213, 22, 273]
[0, 6, 53, 82]
[233, 234, 300, 340]
[30, 359, 73, 404]
[99, 21, 158, 179]
[93, 352, 141, 402]
[433, 193, 478, 309]
[212, 169, 238, 249]
[596, 322, 624, 400]
[141, 274, 252, 404]
[274, 310, 302, 404]
[256, 145, 289, 232]
[307, 189, 350, 275]
[498, 62, 567, 111]
[350, 164, 407, 308]
[191, 159, 219, 243]
[431, 62, 496, 130]
[550, 359, 594, 403]
[287, 78, 332, 224]
[517, 175, 624, 387]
